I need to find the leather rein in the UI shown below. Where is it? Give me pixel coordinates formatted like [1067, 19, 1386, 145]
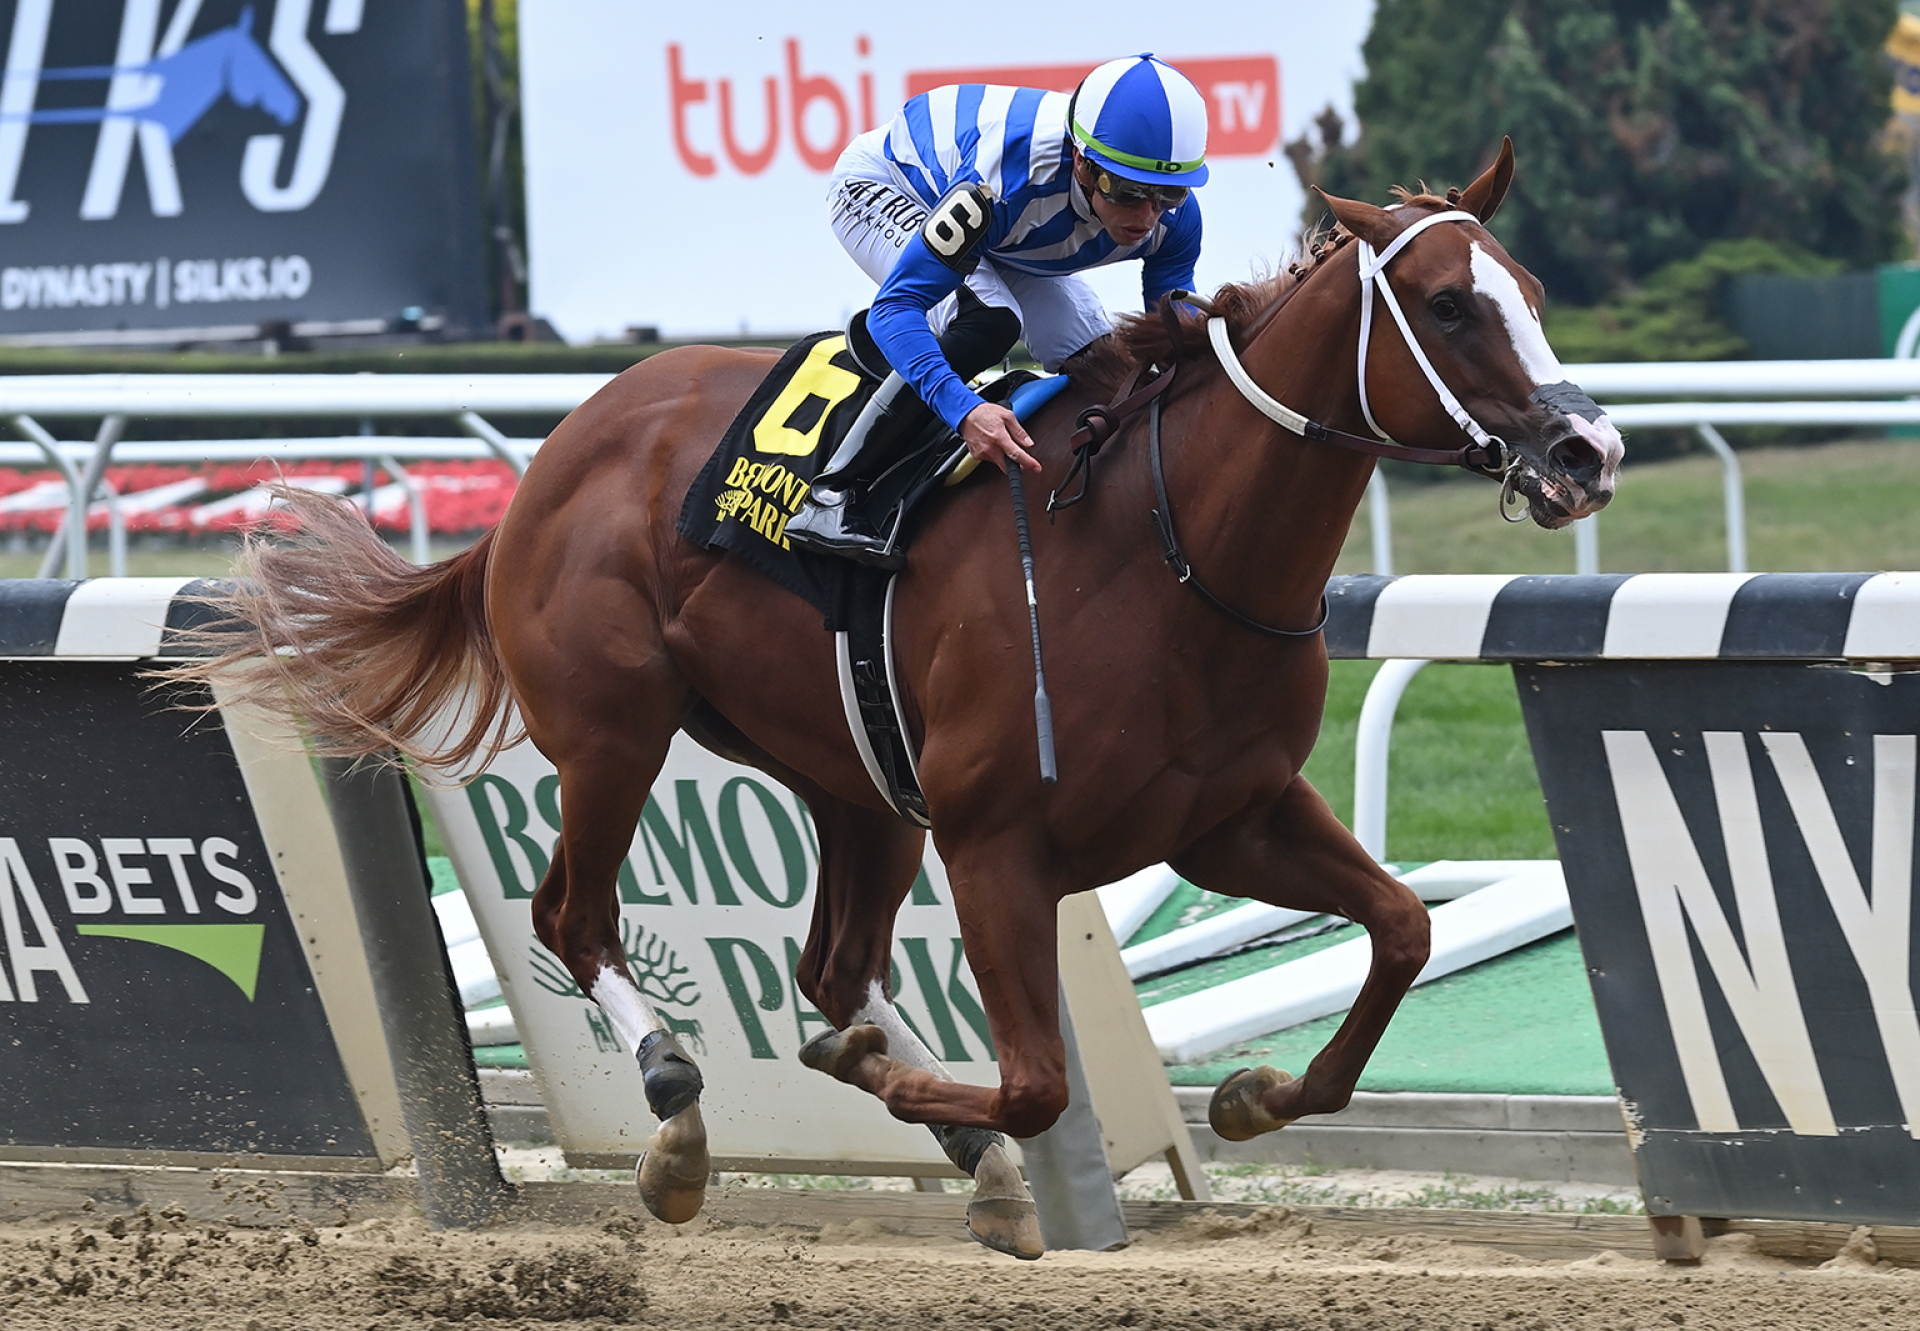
[1046, 208, 1509, 640]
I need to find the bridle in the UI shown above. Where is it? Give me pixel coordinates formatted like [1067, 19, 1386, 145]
[1199, 208, 1514, 480]
[1144, 209, 1524, 638]
[1051, 208, 1531, 639]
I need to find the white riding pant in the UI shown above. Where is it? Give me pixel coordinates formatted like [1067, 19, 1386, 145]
[827, 130, 1111, 372]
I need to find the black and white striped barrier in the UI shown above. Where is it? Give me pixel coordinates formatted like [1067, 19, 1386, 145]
[1322, 571, 1920, 661]
[1324, 571, 1920, 1229]
[19, 570, 1911, 663]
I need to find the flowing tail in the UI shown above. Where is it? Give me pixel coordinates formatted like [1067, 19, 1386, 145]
[181, 488, 519, 770]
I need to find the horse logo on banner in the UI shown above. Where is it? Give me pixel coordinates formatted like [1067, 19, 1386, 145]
[19, 8, 299, 143]
[0, 0, 360, 220]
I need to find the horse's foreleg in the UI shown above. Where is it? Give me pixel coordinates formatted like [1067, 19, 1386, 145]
[1170, 775, 1431, 1140]
[533, 734, 710, 1223]
[798, 980, 1041, 1260]
[789, 806, 1043, 1259]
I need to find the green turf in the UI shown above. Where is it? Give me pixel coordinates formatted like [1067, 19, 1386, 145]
[1303, 660, 1555, 863]
[427, 855, 460, 896]
[1160, 932, 1613, 1096]
[1337, 437, 1920, 575]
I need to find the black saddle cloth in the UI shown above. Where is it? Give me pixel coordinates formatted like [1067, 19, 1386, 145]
[676, 330, 1033, 629]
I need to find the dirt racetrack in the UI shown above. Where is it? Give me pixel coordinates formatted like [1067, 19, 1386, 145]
[2, 1183, 1917, 1331]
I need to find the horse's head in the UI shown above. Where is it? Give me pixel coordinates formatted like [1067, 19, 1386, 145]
[1316, 141, 1622, 529]
[222, 7, 301, 128]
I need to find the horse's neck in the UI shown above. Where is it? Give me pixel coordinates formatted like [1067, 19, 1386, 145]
[1166, 265, 1377, 628]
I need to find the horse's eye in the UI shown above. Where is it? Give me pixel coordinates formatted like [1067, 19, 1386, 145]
[1431, 293, 1463, 325]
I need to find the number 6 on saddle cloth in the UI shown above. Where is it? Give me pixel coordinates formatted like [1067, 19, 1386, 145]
[720, 294, 1019, 570]
[677, 294, 1047, 607]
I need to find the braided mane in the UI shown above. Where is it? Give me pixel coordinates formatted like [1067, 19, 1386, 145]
[1066, 232, 1346, 396]
[1070, 189, 1456, 397]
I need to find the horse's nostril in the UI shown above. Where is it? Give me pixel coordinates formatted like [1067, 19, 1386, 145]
[1549, 437, 1602, 482]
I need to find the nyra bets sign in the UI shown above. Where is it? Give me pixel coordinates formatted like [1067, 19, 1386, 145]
[518, 1, 1371, 341]
[0, 663, 373, 1162]
[424, 732, 1001, 1170]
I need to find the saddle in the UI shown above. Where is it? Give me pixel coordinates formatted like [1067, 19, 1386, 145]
[677, 332, 1062, 627]
[677, 337, 1070, 822]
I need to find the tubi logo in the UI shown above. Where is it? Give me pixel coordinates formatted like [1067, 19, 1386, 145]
[669, 35, 877, 177]
[0, 0, 361, 223]
[667, 43, 1281, 180]
[0, 834, 266, 1004]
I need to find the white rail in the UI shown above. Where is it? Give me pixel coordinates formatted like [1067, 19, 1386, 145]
[3, 358, 1914, 576]
[1365, 366, 1920, 577]
[0, 371, 581, 575]
[0, 373, 613, 416]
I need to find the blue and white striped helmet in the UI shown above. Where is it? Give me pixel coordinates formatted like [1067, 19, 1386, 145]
[1069, 54, 1210, 187]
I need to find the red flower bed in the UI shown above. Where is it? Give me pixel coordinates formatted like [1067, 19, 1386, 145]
[0, 460, 521, 535]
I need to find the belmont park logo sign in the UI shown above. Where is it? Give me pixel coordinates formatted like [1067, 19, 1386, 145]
[0, 833, 265, 1004]
[457, 766, 996, 1066]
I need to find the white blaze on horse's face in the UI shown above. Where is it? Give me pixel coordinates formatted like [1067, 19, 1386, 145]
[1468, 241, 1625, 516]
[1468, 242, 1562, 382]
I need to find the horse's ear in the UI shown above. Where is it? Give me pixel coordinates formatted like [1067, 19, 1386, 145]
[1314, 188, 1398, 249]
[1457, 137, 1514, 224]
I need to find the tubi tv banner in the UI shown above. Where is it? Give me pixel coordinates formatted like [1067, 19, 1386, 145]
[0, 0, 487, 344]
[519, 2, 1371, 341]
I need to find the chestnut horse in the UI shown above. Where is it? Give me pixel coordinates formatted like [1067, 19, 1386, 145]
[199, 142, 1620, 1257]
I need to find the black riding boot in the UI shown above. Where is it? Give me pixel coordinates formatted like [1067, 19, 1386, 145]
[784, 372, 924, 567]
[786, 294, 1020, 567]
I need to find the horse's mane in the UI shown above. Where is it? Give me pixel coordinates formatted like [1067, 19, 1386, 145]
[1071, 188, 1455, 397]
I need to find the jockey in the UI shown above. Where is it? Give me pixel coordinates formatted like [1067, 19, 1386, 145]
[786, 54, 1210, 565]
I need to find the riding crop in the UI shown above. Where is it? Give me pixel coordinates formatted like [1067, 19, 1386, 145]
[1005, 464, 1058, 784]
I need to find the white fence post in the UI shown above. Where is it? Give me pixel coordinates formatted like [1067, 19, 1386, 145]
[1693, 423, 1748, 573]
[1367, 470, 1393, 576]
[1353, 658, 1429, 862]
[12, 415, 88, 578]
[381, 455, 432, 565]
[1575, 516, 1599, 575]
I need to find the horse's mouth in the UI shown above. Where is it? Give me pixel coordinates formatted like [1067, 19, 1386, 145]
[1511, 409, 1623, 530]
[1512, 466, 1614, 530]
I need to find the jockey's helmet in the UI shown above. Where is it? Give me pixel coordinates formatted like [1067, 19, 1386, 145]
[1068, 55, 1210, 188]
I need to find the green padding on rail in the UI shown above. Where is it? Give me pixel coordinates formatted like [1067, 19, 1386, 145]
[1162, 932, 1613, 1096]
[428, 855, 461, 896]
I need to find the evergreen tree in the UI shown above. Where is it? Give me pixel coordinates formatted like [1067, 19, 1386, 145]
[1307, 0, 1906, 304]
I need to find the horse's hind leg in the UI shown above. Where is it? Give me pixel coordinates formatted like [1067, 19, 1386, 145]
[1169, 774, 1431, 1140]
[529, 689, 712, 1223]
[789, 797, 1042, 1260]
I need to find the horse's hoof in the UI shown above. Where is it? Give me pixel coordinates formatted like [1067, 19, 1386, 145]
[1208, 1065, 1297, 1142]
[965, 1142, 1043, 1261]
[635, 1103, 710, 1224]
[797, 1023, 888, 1082]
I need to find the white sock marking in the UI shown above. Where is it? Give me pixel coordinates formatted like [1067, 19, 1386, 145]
[854, 977, 955, 1081]
[592, 963, 667, 1054]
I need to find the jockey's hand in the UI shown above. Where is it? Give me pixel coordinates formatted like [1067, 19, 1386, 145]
[959, 403, 1043, 474]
